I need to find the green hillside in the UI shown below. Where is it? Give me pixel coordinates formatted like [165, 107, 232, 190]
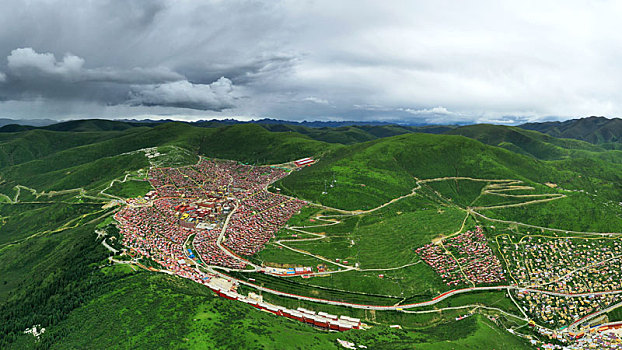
[0, 129, 135, 168]
[273, 130, 622, 230]
[520, 116, 622, 144]
[278, 133, 556, 210]
[447, 124, 604, 160]
[260, 124, 455, 145]
[0, 123, 332, 195]
[41, 119, 151, 132]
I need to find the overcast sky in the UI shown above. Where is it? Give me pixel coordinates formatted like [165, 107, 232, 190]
[1, 0, 621, 124]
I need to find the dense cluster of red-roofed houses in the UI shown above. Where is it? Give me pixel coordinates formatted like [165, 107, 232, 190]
[415, 227, 506, 286]
[117, 158, 307, 269]
[224, 191, 306, 256]
[111, 212, 362, 333]
[113, 157, 364, 331]
[194, 227, 246, 268]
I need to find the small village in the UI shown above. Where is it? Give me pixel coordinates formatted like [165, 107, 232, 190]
[415, 228, 506, 286]
[493, 234, 622, 330]
[498, 235, 622, 294]
[515, 289, 621, 329]
[413, 225, 622, 347]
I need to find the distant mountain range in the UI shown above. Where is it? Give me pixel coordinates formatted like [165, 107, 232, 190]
[0, 118, 58, 128]
[520, 116, 622, 145]
[2, 116, 621, 146]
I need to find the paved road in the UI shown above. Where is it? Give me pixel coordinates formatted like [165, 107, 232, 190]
[213, 201, 261, 271]
[568, 300, 622, 332]
[211, 265, 622, 313]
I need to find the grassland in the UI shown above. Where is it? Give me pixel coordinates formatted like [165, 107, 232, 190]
[608, 306, 622, 323]
[255, 192, 467, 299]
[290, 263, 444, 299]
[480, 192, 622, 232]
[0, 202, 104, 245]
[226, 270, 402, 306]
[104, 180, 153, 198]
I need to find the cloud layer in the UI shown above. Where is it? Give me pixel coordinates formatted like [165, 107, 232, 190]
[1, 1, 622, 123]
[129, 78, 237, 111]
[0, 47, 237, 111]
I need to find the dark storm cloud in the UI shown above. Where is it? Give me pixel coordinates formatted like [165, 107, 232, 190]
[6, 48, 183, 84]
[0, 47, 239, 111]
[1, 0, 622, 121]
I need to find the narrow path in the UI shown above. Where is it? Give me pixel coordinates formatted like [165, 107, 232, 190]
[99, 173, 134, 199]
[212, 200, 261, 271]
[470, 210, 621, 236]
[1, 208, 109, 249]
[402, 304, 528, 322]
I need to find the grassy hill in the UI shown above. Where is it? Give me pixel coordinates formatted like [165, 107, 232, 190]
[447, 124, 604, 160]
[520, 116, 622, 144]
[0, 129, 136, 168]
[277, 131, 622, 232]
[260, 124, 455, 145]
[41, 119, 151, 132]
[0, 123, 333, 195]
[277, 132, 557, 210]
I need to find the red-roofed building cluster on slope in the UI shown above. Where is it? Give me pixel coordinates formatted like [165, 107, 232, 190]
[194, 227, 246, 268]
[118, 158, 306, 270]
[113, 205, 362, 334]
[416, 229, 506, 286]
[116, 204, 199, 273]
[223, 191, 306, 256]
[116, 200, 244, 268]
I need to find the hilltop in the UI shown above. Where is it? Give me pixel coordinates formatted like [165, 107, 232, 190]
[520, 116, 622, 145]
[446, 124, 604, 160]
